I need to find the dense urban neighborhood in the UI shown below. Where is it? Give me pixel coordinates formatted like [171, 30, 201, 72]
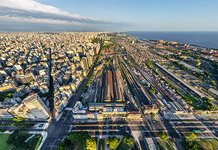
[0, 32, 218, 150]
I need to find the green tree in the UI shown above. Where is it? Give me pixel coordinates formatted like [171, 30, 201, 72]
[0, 91, 14, 101]
[13, 132, 29, 148]
[106, 137, 119, 150]
[187, 132, 197, 140]
[86, 137, 96, 150]
[13, 117, 24, 122]
[62, 137, 72, 147]
[146, 61, 153, 68]
[150, 112, 156, 119]
[159, 131, 168, 141]
[57, 143, 67, 150]
[149, 87, 155, 94]
[207, 104, 216, 111]
[199, 75, 204, 80]
[211, 80, 217, 86]
[7, 129, 21, 145]
[183, 139, 199, 150]
[98, 139, 105, 150]
[206, 98, 214, 103]
[68, 132, 90, 146]
[123, 136, 133, 148]
[7, 129, 30, 149]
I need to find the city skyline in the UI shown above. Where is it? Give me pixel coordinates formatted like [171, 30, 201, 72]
[1, 0, 218, 31]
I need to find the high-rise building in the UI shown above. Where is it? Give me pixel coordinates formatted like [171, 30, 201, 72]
[8, 93, 50, 120]
[81, 57, 89, 71]
[16, 73, 35, 84]
[86, 54, 93, 67]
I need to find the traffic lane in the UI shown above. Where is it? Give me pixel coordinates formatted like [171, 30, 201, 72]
[162, 119, 181, 138]
[176, 127, 206, 132]
[41, 137, 59, 150]
[171, 122, 205, 127]
[144, 115, 164, 130]
[72, 125, 145, 131]
[139, 135, 149, 149]
[66, 79, 88, 108]
[43, 136, 65, 150]
[88, 130, 161, 137]
[73, 120, 144, 126]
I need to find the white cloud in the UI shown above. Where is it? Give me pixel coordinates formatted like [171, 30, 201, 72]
[0, 15, 86, 26]
[0, 0, 83, 19]
[0, 0, 128, 31]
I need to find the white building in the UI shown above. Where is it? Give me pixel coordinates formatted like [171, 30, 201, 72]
[8, 93, 50, 120]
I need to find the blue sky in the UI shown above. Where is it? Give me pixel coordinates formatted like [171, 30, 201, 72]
[0, 0, 218, 31]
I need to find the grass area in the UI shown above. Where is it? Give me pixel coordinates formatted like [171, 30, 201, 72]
[34, 135, 43, 150]
[0, 134, 13, 150]
[157, 139, 175, 150]
[98, 139, 105, 150]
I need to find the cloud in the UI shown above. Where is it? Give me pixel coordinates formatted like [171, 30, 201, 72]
[0, 0, 129, 31]
[0, 0, 82, 18]
[0, 15, 84, 26]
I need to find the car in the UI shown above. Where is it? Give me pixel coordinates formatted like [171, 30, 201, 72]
[38, 124, 44, 128]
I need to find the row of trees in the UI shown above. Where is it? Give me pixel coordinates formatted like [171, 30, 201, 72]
[146, 61, 153, 68]
[58, 132, 135, 150]
[159, 131, 168, 141]
[106, 137, 119, 150]
[172, 61, 209, 81]
[201, 97, 216, 111]
[106, 135, 134, 150]
[86, 137, 96, 150]
[7, 129, 42, 150]
[58, 132, 96, 150]
[149, 87, 155, 94]
[182, 132, 200, 150]
[0, 91, 14, 101]
[123, 136, 134, 147]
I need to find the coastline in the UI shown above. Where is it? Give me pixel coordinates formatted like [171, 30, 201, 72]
[126, 31, 218, 50]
